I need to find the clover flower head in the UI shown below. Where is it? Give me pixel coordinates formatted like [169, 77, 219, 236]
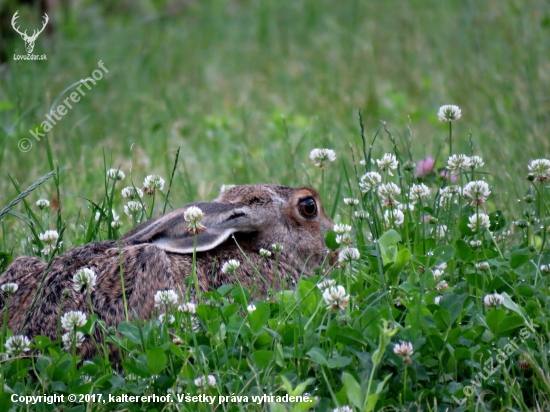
[73, 268, 97, 293]
[376, 153, 398, 176]
[124, 201, 143, 217]
[359, 172, 382, 193]
[1, 283, 18, 294]
[36, 199, 50, 209]
[194, 374, 216, 387]
[447, 154, 471, 171]
[322, 285, 350, 311]
[309, 148, 336, 168]
[121, 187, 144, 199]
[435, 280, 449, 291]
[384, 209, 405, 227]
[463, 180, 491, 206]
[61, 311, 87, 330]
[259, 248, 272, 258]
[158, 314, 176, 325]
[432, 225, 447, 239]
[154, 290, 179, 307]
[143, 175, 165, 191]
[247, 304, 257, 314]
[470, 240, 483, 249]
[221, 259, 240, 274]
[467, 213, 490, 232]
[338, 248, 360, 263]
[317, 279, 336, 290]
[433, 269, 444, 281]
[410, 183, 430, 201]
[271, 243, 284, 252]
[343, 198, 359, 206]
[107, 168, 125, 180]
[414, 157, 435, 178]
[184, 206, 206, 234]
[434, 296, 442, 305]
[62, 331, 85, 350]
[5, 335, 31, 356]
[39, 230, 59, 245]
[484, 293, 504, 307]
[476, 262, 490, 271]
[354, 210, 369, 219]
[336, 232, 352, 247]
[540, 264, 550, 274]
[378, 182, 401, 206]
[393, 341, 414, 357]
[528, 159, 550, 182]
[469, 156, 484, 169]
[438, 105, 461, 122]
[178, 302, 197, 314]
[397, 203, 415, 212]
[333, 224, 352, 234]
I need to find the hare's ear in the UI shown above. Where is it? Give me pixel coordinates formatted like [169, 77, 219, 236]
[122, 202, 261, 254]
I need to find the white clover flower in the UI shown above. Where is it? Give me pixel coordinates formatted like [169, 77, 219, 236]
[393, 341, 414, 357]
[121, 187, 144, 199]
[333, 407, 354, 412]
[73, 268, 97, 293]
[467, 213, 490, 232]
[107, 168, 125, 180]
[438, 105, 461, 122]
[433, 269, 444, 281]
[158, 314, 176, 325]
[435, 280, 449, 291]
[378, 182, 401, 206]
[476, 262, 490, 271]
[184, 206, 205, 234]
[5, 335, 31, 356]
[354, 210, 369, 219]
[447, 154, 471, 171]
[333, 224, 352, 234]
[41, 244, 58, 255]
[194, 374, 216, 387]
[376, 153, 399, 176]
[335, 232, 352, 247]
[178, 302, 197, 314]
[528, 159, 550, 182]
[221, 259, 240, 274]
[463, 180, 491, 206]
[125, 201, 143, 217]
[111, 220, 123, 229]
[271, 243, 284, 252]
[62, 331, 85, 350]
[317, 279, 336, 290]
[259, 248, 272, 258]
[309, 148, 336, 168]
[39, 230, 59, 245]
[343, 198, 359, 206]
[154, 290, 179, 307]
[338, 248, 360, 263]
[247, 304, 257, 313]
[220, 184, 236, 194]
[1, 283, 18, 294]
[61, 311, 87, 330]
[484, 293, 504, 307]
[469, 156, 484, 169]
[359, 159, 367, 166]
[431, 225, 447, 239]
[410, 183, 430, 201]
[384, 209, 405, 227]
[540, 265, 550, 274]
[397, 203, 415, 212]
[359, 172, 382, 193]
[323, 285, 350, 311]
[434, 296, 442, 305]
[36, 199, 50, 209]
[143, 175, 165, 191]
[470, 240, 483, 249]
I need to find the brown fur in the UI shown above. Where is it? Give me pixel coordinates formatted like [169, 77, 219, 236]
[0, 185, 334, 359]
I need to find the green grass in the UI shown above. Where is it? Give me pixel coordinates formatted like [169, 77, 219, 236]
[1, 1, 550, 411]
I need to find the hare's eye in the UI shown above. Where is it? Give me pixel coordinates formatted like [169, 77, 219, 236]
[299, 197, 317, 218]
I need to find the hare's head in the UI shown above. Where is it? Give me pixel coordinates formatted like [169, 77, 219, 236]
[122, 184, 334, 268]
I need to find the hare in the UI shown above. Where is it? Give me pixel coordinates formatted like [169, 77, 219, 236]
[0, 184, 334, 358]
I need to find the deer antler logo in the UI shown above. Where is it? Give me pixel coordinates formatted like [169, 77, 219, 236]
[11, 11, 49, 54]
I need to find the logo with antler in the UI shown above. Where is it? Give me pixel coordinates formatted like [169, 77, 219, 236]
[11, 11, 49, 54]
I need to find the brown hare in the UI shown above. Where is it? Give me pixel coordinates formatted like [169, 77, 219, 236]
[0, 184, 334, 358]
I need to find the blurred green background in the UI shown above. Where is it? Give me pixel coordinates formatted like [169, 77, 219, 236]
[1, 0, 549, 251]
